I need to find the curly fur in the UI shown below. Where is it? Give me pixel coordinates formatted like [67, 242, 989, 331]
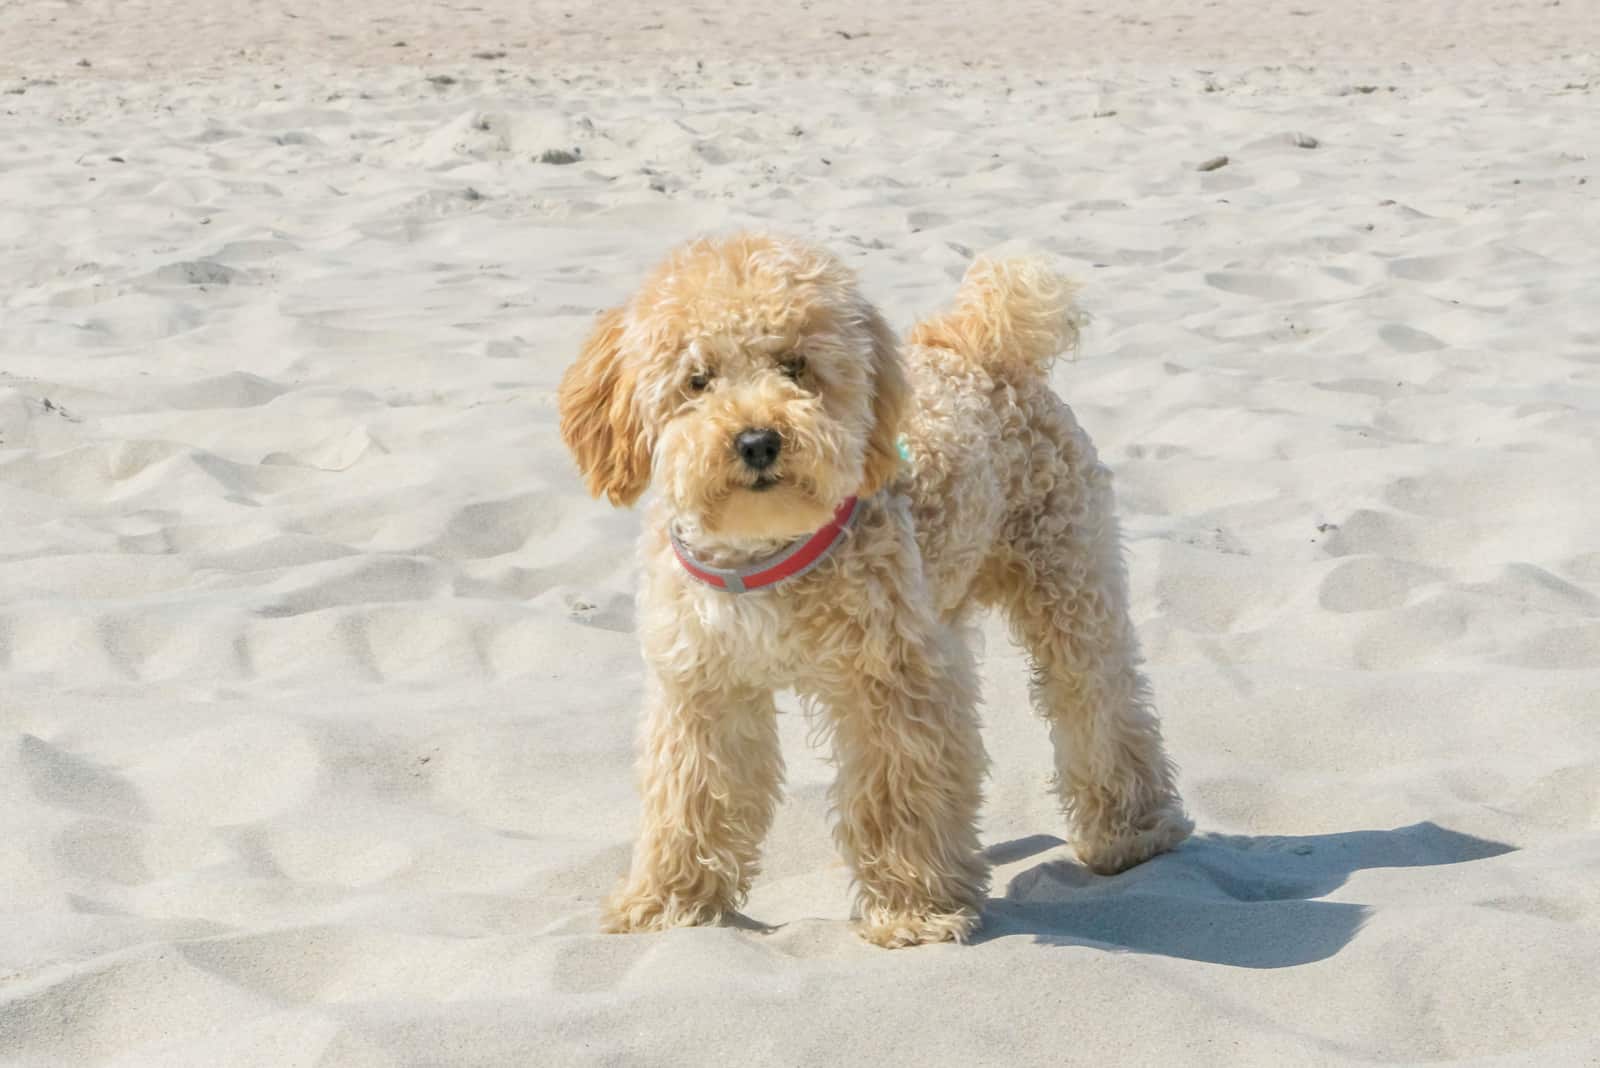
[559, 232, 1192, 947]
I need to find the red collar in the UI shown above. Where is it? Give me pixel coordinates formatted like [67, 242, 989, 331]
[670, 496, 861, 593]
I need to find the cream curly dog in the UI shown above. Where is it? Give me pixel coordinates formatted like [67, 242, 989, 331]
[559, 232, 1191, 947]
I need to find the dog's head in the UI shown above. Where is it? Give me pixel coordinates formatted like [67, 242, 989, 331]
[558, 233, 906, 540]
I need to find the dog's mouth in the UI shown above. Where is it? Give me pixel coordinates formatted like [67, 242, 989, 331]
[747, 473, 781, 492]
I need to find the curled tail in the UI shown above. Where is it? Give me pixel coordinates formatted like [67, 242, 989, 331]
[907, 256, 1084, 382]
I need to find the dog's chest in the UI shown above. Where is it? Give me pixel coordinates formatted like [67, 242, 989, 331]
[687, 587, 817, 688]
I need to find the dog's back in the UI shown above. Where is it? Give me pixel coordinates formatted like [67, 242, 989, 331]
[895, 260, 1098, 622]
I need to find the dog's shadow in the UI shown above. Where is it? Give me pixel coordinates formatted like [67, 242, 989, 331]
[977, 822, 1514, 968]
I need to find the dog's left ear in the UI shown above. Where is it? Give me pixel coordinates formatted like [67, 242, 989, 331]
[857, 306, 910, 497]
[559, 307, 654, 506]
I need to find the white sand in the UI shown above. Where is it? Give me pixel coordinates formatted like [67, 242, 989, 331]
[3, 2, 1600, 1063]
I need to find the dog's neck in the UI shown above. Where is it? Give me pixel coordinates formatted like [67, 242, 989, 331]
[668, 519, 798, 570]
[667, 496, 864, 594]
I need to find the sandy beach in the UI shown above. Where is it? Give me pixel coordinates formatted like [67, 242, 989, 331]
[3, 2, 1599, 1063]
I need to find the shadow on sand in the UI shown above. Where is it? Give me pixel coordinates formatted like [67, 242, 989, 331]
[977, 822, 1514, 968]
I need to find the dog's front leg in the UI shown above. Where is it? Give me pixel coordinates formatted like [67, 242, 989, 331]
[603, 676, 783, 934]
[820, 625, 990, 947]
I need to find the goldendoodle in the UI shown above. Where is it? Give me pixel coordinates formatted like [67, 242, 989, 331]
[559, 232, 1191, 947]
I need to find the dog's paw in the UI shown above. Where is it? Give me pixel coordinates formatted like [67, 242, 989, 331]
[856, 907, 980, 948]
[1073, 799, 1194, 875]
[601, 885, 724, 934]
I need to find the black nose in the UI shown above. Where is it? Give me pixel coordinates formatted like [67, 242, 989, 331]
[735, 428, 781, 470]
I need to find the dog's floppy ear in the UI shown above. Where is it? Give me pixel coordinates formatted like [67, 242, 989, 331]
[856, 306, 910, 498]
[559, 307, 653, 506]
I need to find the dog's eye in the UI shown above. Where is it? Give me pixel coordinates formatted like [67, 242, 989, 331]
[687, 370, 712, 393]
[780, 355, 807, 381]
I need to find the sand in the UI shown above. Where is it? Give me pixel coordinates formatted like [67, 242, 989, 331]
[3, 2, 1599, 1064]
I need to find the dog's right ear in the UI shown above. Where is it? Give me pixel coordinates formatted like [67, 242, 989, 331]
[559, 308, 653, 506]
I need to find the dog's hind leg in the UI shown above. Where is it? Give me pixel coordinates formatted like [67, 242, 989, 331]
[603, 678, 783, 933]
[980, 400, 1192, 875]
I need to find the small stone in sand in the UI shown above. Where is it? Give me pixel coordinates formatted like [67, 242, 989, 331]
[427, 75, 457, 87]
[41, 398, 81, 422]
[1197, 155, 1229, 172]
[473, 50, 506, 60]
[539, 148, 581, 165]
[77, 58, 91, 68]
[1291, 132, 1319, 148]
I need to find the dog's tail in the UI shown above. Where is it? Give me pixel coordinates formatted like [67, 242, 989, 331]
[906, 256, 1083, 382]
